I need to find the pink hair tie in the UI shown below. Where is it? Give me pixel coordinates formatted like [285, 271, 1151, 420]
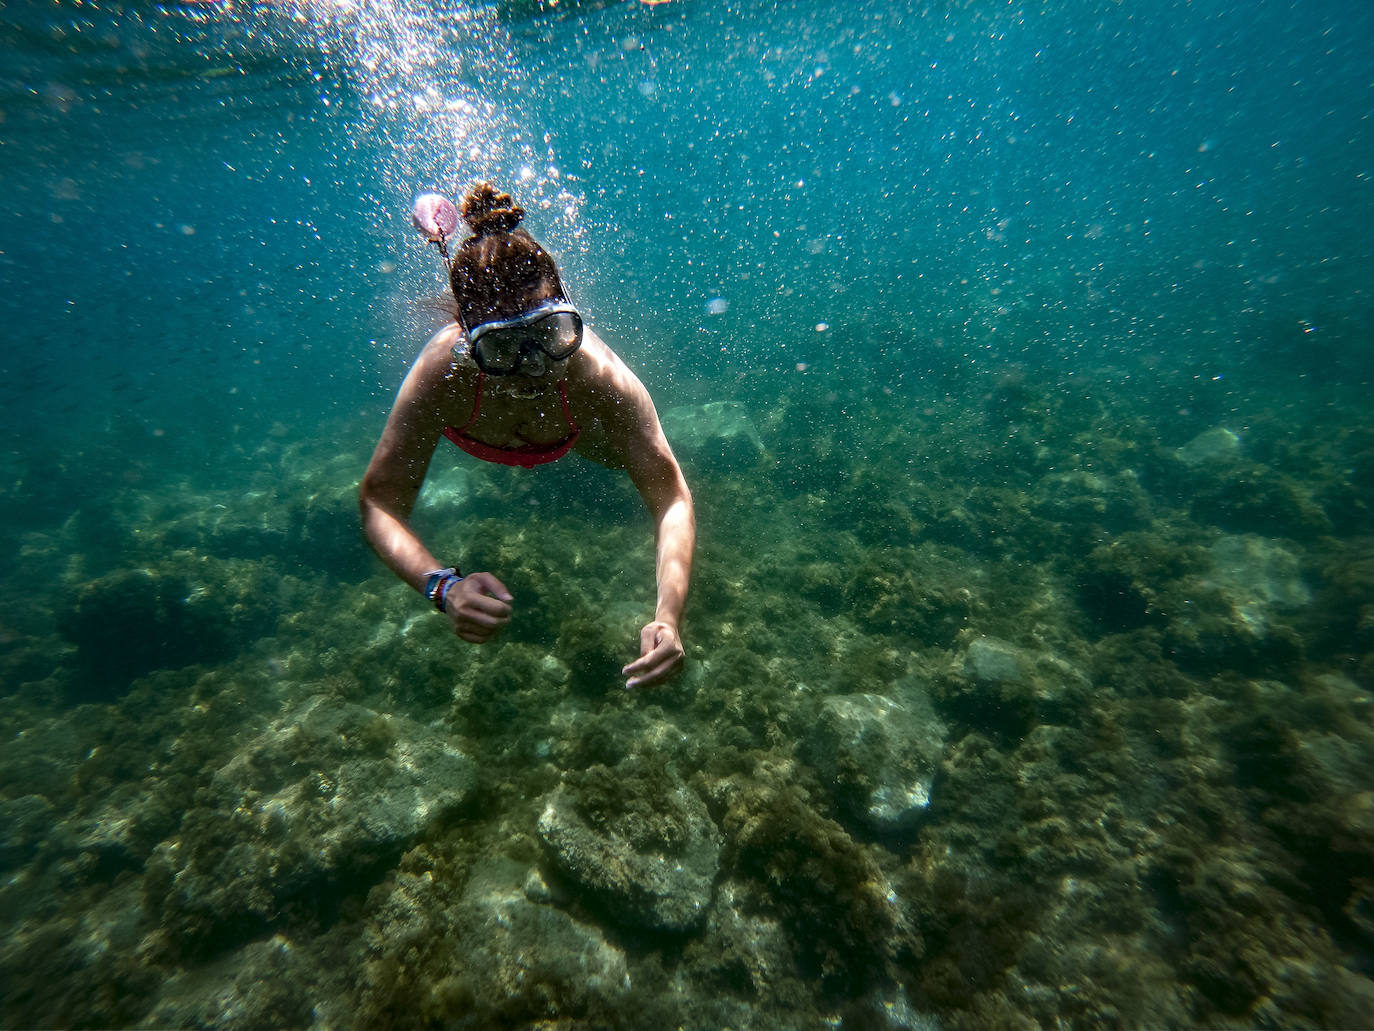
[411, 192, 459, 242]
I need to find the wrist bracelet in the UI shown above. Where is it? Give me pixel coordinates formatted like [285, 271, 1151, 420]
[422, 566, 464, 613]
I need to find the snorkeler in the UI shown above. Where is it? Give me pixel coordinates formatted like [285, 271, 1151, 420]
[359, 182, 694, 689]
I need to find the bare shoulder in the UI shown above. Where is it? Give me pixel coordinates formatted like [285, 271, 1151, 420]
[413, 323, 465, 383]
[569, 329, 657, 415]
[390, 324, 472, 411]
[566, 329, 673, 468]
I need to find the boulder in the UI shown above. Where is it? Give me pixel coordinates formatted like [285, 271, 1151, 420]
[803, 690, 947, 833]
[456, 859, 631, 998]
[950, 637, 1093, 735]
[536, 760, 722, 932]
[153, 696, 476, 949]
[1177, 427, 1242, 467]
[660, 402, 767, 471]
[1207, 534, 1310, 636]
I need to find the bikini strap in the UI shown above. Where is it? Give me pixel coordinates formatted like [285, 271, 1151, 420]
[457, 370, 485, 435]
[558, 379, 579, 431]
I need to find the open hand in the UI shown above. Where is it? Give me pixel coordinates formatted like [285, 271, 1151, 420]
[622, 620, 684, 689]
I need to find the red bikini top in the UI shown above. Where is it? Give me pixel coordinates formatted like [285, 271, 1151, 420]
[442, 372, 580, 469]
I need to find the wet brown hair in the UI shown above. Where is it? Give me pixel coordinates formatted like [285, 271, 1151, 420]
[449, 182, 566, 328]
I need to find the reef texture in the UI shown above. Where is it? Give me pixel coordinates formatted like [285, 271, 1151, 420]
[2, 369, 1373, 1030]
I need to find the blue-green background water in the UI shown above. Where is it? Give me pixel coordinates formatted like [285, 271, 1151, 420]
[5, 0, 1369, 461]
[2, 0, 1373, 1027]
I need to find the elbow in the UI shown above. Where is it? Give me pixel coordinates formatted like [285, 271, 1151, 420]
[358, 477, 377, 520]
[357, 474, 394, 531]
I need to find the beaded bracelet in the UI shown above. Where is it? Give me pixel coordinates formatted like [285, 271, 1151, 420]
[422, 566, 464, 613]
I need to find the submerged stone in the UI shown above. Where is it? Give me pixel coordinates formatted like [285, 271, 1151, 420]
[950, 638, 1093, 735]
[355, 855, 629, 1024]
[1035, 468, 1152, 531]
[1178, 426, 1242, 467]
[0, 794, 54, 870]
[456, 858, 631, 998]
[964, 636, 1027, 684]
[140, 934, 317, 1030]
[155, 696, 476, 947]
[537, 761, 722, 933]
[57, 559, 290, 697]
[660, 401, 767, 470]
[803, 690, 946, 833]
[1209, 534, 1310, 612]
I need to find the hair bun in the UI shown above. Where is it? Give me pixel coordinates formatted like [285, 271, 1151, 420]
[461, 182, 525, 237]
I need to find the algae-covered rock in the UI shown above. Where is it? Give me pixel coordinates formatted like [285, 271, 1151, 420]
[357, 854, 629, 1027]
[964, 637, 1027, 684]
[455, 858, 631, 1000]
[0, 794, 55, 870]
[57, 558, 289, 697]
[1206, 534, 1310, 634]
[537, 759, 722, 932]
[660, 401, 767, 471]
[936, 637, 1093, 738]
[803, 690, 946, 834]
[1167, 536, 1308, 671]
[1177, 426, 1243, 467]
[714, 772, 920, 995]
[1034, 469, 1152, 532]
[1188, 464, 1332, 539]
[681, 878, 798, 1004]
[556, 611, 628, 697]
[1076, 529, 1307, 673]
[139, 934, 318, 1031]
[154, 696, 475, 951]
[842, 545, 976, 647]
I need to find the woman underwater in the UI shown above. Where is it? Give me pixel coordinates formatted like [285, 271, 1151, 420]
[359, 182, 694, 689]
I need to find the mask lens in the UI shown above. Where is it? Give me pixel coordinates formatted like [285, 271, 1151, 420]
[473, 328, 525, 374]
[532, 310, 582, 359]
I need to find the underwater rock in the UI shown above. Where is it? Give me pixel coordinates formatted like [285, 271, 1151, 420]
[1207, 534, 1311, 626]
[802, 689, 947, 834]
[68, 792, 153, 873]
[1187, 464, 1332, 539]
[1161, 535, 1311, 668]
[139, 934, 317, 1030]
[850, 984, 942, 1031]
[680, 878, 798, 1006]
[947, 637, 1092, 736]
[660, 401, 767, 472]
[714, 771, 920, 995]
[0, 794, 55, 870]
[536, 759, 722, 933]
[841, 544, 977, 647]
[57, 559, 287, 697]
[454, 858, 631, 1001]
[155, 696, 475, 950]
[1034, 468, 1152, 533]
[1083, 531, 1308, 674]
[964, 637, 1028, 684]
[1177, 426, 1243, 467]
[283, 484, 376, 582]
[357, 855, 629, 1026]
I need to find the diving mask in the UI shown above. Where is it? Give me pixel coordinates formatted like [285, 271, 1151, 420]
[461, 302, 584, 376]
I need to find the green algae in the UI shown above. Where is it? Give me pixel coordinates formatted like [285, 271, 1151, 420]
[3, 370, 1374, 1029]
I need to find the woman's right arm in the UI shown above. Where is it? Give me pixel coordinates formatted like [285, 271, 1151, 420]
[358, 341, 452, 593]
[358, 333, 514, 642]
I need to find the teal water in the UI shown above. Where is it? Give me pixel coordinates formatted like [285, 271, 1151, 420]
[2, 0, 1373, 1027]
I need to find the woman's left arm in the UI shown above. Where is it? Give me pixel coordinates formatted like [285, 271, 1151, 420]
[623, 440, 695, 687]
[594, 359, 695, 689]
